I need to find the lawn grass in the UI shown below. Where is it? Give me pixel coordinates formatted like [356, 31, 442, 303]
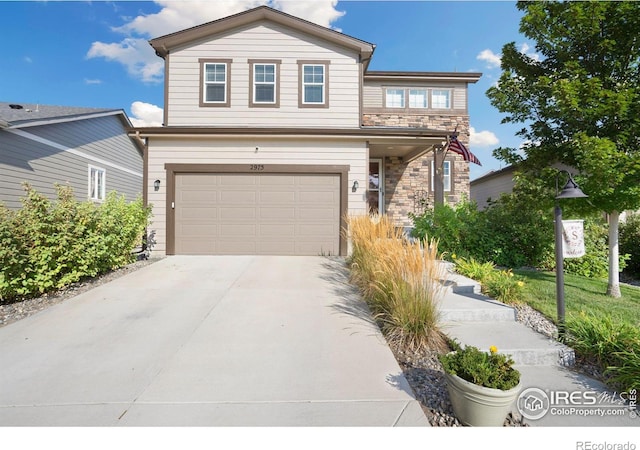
[515, 269, 640, 327]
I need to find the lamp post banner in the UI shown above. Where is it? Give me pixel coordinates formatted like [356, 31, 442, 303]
[562, 220, 585, 258]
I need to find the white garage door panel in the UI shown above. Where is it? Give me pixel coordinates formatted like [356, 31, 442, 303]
[175, 173, 340, 255]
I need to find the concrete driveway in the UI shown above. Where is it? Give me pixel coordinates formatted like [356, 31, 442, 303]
[0, 256, 427, 426]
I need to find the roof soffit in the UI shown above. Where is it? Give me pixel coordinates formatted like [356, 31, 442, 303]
[149, 6, 374, 59]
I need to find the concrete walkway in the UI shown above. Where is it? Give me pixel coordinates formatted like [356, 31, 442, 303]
[441, 269, 639, 427]
[0, 256, 427, 426]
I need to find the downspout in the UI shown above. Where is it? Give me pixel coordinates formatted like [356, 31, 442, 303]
[131, 131, 150, 258]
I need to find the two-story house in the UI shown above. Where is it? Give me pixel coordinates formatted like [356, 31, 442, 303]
[132, 6, 481, 256]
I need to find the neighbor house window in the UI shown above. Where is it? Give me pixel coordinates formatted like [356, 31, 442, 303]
[431, 160, 451, 192]
[385, 89, 405, 108]
[299, 61, 329, 107]
[249, 60, 280, 107]
[431, 89, 451, 109]
[409, 89, 428, 108]
[199, 59, 231, 107]
[89, 165, 106, 201]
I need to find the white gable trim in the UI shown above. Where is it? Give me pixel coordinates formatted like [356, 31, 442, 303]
[6, 128, 143, 178]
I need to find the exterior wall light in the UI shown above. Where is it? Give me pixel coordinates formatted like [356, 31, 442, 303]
[154, 179, 161, 191]
[352, 180, 359, 193]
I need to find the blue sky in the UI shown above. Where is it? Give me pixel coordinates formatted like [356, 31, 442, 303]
[0, 0, 532, 181]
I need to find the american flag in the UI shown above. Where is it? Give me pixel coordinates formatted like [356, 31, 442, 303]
[448, 135, 482, 166]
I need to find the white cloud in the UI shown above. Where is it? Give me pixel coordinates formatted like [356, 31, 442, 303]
[520, 43, 540, 61]
[84, 78, 103, 85]
[470, 127, 499, 147]
[129, 101, 164, 127]
[87, 0, 344, 83]
[23, 56, 33, 64]
[87, 38, 164, 83]
[477, 49, 501, 69]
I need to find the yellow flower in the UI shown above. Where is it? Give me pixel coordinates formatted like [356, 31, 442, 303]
[489, 345, 498, 354]
[517, 281, 525, 287]
[451, 253, 457, 260]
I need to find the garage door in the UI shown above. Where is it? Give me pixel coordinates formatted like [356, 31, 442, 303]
[174, 173, 341, 255]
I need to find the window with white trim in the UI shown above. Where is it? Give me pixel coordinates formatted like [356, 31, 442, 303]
[431, 89, 451, 109]
[203, 62, 228, 104]
[409, 89, 428, 108]
[302, 64, 325, 104]
[385, 89, 405, 108]
[431, 160, 451, 192]
[89, 165, 106, 201]
[253, 63, 276, 104]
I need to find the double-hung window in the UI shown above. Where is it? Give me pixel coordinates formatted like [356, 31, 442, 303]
[431, 160, 452, 192]
[409, 89, 428, 108]
[299, 61, 328, 107]
[200, 59, 230, 107]
[89, 165, 106, 201]
[385, 89, 405, 108]
[250, 60, 280, 107]
[431, 89, 451, 109]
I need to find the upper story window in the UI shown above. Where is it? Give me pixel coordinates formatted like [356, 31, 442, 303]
[249, 60, 280, 107]
[382, 87, 453, 111]
[299, 61, 329, 108]
[432, 89, 451, 109]
[409, 89, 427, 108]
[89, 165, 106, 201]
[385, 89, 405, 108]
[199, 59, 231, 107]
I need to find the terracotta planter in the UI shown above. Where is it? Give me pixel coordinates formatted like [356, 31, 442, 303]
[444, 372, 522, 426]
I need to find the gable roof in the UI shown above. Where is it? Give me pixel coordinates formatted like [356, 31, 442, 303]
[149, 5, 375, 66]
[0, 102, 131, 129]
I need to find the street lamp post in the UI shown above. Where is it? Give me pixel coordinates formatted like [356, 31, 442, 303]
[554, 170, 588, 337]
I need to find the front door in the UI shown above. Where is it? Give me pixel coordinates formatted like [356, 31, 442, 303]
[368, 159, 383, 214]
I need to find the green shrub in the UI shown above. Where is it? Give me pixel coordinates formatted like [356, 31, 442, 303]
[453, 256, 525, 304]
[565, 312, 640, 392]
[0, 184, 151, 301]
[620, 212, 640, 277]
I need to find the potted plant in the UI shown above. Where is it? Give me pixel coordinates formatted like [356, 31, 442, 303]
[439, 344, 522, 426]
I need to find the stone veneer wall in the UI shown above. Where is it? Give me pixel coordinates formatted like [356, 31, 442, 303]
[363, 113, 471, 227]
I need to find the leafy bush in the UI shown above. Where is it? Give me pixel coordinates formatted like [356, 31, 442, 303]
[0, 184, 151, 301]
[410, 198, 491, 262]
[620, 212, 640, 277]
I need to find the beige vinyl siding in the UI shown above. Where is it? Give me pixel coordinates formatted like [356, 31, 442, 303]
[362, 81, 468, 112]
[146, 137, 367, 255]
[166, 22, 361, 128]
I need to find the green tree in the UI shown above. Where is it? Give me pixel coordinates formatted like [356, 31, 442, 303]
[487, 1, 640, 297]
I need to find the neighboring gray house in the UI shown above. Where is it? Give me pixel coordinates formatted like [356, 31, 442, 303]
[470, 165, 517, 210]
[0, 102, 144, 209]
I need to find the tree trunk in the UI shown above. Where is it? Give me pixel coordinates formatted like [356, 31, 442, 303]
[606, 210, 622, 298]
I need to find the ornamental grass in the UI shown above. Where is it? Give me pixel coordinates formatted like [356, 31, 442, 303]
[346, 214, 448, 352]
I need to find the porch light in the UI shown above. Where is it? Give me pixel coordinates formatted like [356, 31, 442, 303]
[154, 179, 161, 191]
[352, 180, 359, 192]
